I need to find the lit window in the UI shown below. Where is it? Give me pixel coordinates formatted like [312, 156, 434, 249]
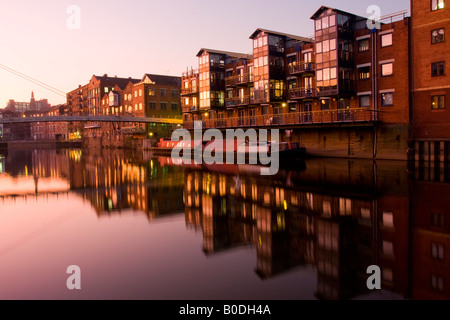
[381, 63, 393, 76]
[382, 211, 394, 227]
[431, 275, 444, 291]
[381, 92, 394, 106]
[431, 243, 445, 259]
[432, 95, 446, 109]
[148, 88, 155, 96]
[139, 103, 142, 110]
[359, 39, 370, 52]
[360, 95, 371, 107]
[359, 66, 370, 80]
[139, 89, 142, 96]
[431, 0, 445, 11]
[381, 33, 393, 47]
[432, 28, 445, 44]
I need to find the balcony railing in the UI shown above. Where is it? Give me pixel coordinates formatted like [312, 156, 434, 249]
[181, 87, 199, 95]
[288, 62, 316, 75]
[225, 96, 254, 107]
[289, 87, 317, 99]
[225, 74, 254, 87]
[183, 108, 376, 129]
[182, 105, 199, 113]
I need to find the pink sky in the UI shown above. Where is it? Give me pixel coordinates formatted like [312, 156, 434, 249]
[0, 0, 409, 106]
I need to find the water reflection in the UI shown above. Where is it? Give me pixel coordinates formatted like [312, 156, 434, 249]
[0, 148, 449, 300]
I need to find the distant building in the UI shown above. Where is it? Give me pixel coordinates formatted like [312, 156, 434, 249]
[5, 92, 51, 113]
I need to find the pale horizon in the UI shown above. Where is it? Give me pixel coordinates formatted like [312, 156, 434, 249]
[0, 0, 409, 107]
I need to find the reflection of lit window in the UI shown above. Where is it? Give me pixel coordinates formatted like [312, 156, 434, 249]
[432, 243, 445, 260]
[431, 28, 445, 44]
[431, 213, 445, 227]
[381, 63, 393, 76]
[431, 275, 444, 291]
[323, 201, 331, 216]
[382, 211, 394, 228]
[382, 268, 393, 282]
[361, 208, 371, 219]
[383, 241, 394, 256]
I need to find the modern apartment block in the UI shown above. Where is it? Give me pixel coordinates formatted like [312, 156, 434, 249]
[182, 6, 411, 160]
[411, 0, 450, 163]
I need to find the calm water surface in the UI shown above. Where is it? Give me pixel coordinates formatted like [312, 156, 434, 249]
[0, 148, 448, 300]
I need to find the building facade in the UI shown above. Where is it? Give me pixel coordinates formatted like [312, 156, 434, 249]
[181, 7, 411, 160]
[411, 0, 450, 163]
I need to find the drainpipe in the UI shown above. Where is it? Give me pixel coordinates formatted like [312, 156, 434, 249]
[372, 29, 378, 159]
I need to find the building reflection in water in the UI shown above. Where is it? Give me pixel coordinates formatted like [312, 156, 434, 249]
[2, 148, 450, 300]
[184, 158, 450, 300]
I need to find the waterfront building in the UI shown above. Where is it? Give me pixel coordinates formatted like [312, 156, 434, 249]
[411, 0, 450, 163]
[182, 6, 411, 160]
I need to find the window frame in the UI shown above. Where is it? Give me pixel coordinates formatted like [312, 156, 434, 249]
[381, 62, 394, 77]
[359, 95, 371, 107]
[431, 28, 445, 44]
[432, 61, 446, 77]
[431, 95, 446, 109]
[431, 0, 445, 11]
[381, 92, 394, 106]
[381, 33, 393, 47]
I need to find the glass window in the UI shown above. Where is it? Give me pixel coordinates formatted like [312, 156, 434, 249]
[330, 39, 336, 51]
[317, 70, 323, 81]
[160, 88, 167, 97]
[323, 40, 329, 52]
[359, 66, 371, 80]
[316, 42, 322, 53]
[359, 39, 370, 52]
[322, 17, 329, 29]
[381, 63, 393, 76]
[171, 103, 178, 110]
[329, 15, 336, 27]
[381, 33, 393, 47]
[316, 19, 322, 31]
[431, 275, 444, 291]
[360, 95, 371, 107]
[320, 99, 330, 110]
[432, 28, 445, 44]
[330, 68, 337, 79]
[381, 92, 394, 106]
[431, 0, 445, 11]
[160, 102, 167, 110]
[432, 61, 445, 76]
[432, 95, 446, 109]
[171, 89, 178, 97]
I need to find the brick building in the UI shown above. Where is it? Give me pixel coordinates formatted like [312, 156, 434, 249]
[182, 6, 411, 160]
[411, 0, 450, 163]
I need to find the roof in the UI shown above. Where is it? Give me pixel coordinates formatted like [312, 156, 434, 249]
[310, 5, 365, 20]
[249, 28, 313, 42]
[93, 75, 141, 90]
[141, 74, 181, 86]
[196, 48, 251, 60]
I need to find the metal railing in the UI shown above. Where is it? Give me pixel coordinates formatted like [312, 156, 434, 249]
[288, 62, 316, 74]
[181, 87, 199, 95]
[225, 74, 254, 87]
[183, 108, 376, 129]
[289, 87, 317, 99]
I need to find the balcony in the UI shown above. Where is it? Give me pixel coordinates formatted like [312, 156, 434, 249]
[289, 62, 316, 75]
[289, 87, 317, 100]
[183, 108, 376, 130]
[182, 105, 199, 113]
[181, 87, 199, 96]
[225, 96, 254, 107]
[225, 74, 254, 87]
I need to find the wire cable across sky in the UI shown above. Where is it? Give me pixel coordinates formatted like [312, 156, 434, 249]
[0, 63, 66, 97]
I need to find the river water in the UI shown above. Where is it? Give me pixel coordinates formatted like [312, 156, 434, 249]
[0, 148, 448, 300]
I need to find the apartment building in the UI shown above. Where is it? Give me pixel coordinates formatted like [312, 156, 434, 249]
[182, 6, 411, 160]
[411, 0, 450, 163]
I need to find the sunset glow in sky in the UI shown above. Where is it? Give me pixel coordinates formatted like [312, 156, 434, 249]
[0, 0, 409, 106]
